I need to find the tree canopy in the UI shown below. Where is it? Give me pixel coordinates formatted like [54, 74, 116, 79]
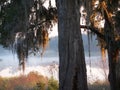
[83, 1, 120, 89]
[0, 0, 57, 70]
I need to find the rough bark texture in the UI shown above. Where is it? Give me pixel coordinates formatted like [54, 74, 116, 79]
[104, 15, 115, 90]
[115, 10, 120, 90]
[116, 57, 120, 90]
[104, 11, 120, 90]
[107, 31, 120, 90]
[56, 0, 88, 90]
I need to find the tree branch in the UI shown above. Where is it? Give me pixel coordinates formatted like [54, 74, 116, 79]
[80, 25, 120, 49]
[80, 25, 105, 41]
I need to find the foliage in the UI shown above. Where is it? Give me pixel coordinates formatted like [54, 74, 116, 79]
[83, 0, 120, 61]
[84, 1, 120, 89]
[0, 0, 57, 70]
[0, 0, 120, 89]
[33, 82, 46, 90]
[47, 77, 59, 90]
[0, 72, 59, 90]
[0, 72, 49, 90]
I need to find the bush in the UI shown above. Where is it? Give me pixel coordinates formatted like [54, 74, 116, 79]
[0, 72, 48, 90]
[47, 77, 59, 90]
[14, 86, 26, 90]
[33, 82, 46, 90]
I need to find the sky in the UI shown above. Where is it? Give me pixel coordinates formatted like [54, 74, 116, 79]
[43, 0, 58, 38]
[43, 0, 56, 8]
[43, 0, 88, 37]
[48, 24, 58, 38]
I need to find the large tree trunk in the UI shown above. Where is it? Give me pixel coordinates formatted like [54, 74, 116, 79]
[115, 11, 120, 90]
[56, 0, 88, 90]
[116, 57, 120, 90]
[106, 29, 120, 90]
[107, 44, 117, 90]
[104, 12, 120, 90]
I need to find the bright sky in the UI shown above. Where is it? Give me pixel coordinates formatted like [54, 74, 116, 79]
[48, 24, 58, 38]
[43, 0, 58, 38]
[43, 0, 56, 8]
[43, 0, 89, 37]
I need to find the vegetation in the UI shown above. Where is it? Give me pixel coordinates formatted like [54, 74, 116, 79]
[83, 1, 120, 90]
[0, 72, 111, 90]
[0, 0, 57, 71]
[47, 77, 59, 90]
[89, 82, 110, 90]
[0, 0, 120, 90]
[0, 72, 58, 90]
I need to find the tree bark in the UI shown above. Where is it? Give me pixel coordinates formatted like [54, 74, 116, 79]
[104, 7, 120, 90]
[56, 0, 88, 90]
[116, 56, 120, 90]
[115, 10, 120, 90]
[106, 29, 120, 90]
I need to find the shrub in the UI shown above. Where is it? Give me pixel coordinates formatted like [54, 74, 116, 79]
[0, 71, 48, 90]
[47, 77, 59, 90]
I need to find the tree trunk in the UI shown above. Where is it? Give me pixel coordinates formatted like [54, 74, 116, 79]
[115, 11, 120, 90]
[107, 32, 120, 90]
[115, 56, 120, 90]
[104, 14, 120, 90]
[56, 0, 88, 90]
[107, 44, 117, 90]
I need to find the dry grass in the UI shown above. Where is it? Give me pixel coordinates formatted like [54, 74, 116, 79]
[88, 80, 110, 90]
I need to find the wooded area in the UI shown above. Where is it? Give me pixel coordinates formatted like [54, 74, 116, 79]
[0, 0, 120, 90]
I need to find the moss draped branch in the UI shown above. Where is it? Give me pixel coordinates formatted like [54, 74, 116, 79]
[80, 25, 105, 40]
[80, 25, 120, 50]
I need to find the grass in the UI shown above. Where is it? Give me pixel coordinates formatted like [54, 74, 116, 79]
[88, 80, 110, 90]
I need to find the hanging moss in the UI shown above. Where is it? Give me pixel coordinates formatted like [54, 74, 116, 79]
[0, 0, 57, 71]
